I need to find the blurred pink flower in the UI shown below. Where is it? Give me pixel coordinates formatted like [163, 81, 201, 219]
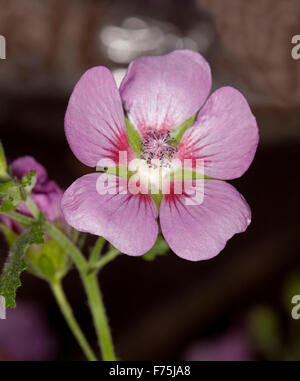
[183, 327, 254, 361]
[0, 301, 57, 361]
[1, 156, 63, 231]
[61, 50, 259, 261]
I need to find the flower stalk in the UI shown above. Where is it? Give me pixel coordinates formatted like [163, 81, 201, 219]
[43, 221, 117, 361]
[0, 205, 117, 361]
[50, 279, 97, 361]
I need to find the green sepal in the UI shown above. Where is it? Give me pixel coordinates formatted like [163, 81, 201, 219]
[125, 118, 143, 156]
[41, 240, 68, 273]
[106, 166, 133, 179]
[152, 193, 163, 210]
[171, 169, 215, 181]
[28, 240, 70, 282]
[0, 180, 22, 212]
[142, 235, 169, 261]
[169, 113, 196, 146]
[0, 222, 44, 308]
[38, 255, 56, 280]
[0, 170, 37, 212]
[21, 170, 36, 194]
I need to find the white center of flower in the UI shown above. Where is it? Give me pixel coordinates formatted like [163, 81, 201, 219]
[129, 158, 172, 193]
[128, 130, 181, 194]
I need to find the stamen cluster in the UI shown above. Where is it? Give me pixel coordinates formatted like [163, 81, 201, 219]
[140, 130, 178, 168]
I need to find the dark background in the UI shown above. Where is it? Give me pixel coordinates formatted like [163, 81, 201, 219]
[0, 0, 300, 361]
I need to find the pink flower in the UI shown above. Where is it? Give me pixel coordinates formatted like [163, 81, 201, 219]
[1, 156, 63, 231]
[61, 50, 259, 261]
[182, 326, 253, 361]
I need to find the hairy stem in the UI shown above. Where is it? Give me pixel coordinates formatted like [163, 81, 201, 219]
[89, 237, 105, 265]
[81, 271, 116, 360]
[0, 208, 117, 361]
[44, 222, 116, 360]
[50, 279, 97, 361]
[90, 248, 121, 273]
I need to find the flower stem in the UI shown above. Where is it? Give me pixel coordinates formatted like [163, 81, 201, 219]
[90, 248, 121, 273]
[50, 279, 97, 361]
[0, 209, 117, 361]
[44, 222, 116, 360]
[26, 196, 40, 219]
[0, 210, 33, 227]
[44, 221, 87, 270]
[81, 271, 116, 360]
[89, 237, 105, 265]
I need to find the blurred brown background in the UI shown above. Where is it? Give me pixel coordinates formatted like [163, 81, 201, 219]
[1, 0, 300, 361]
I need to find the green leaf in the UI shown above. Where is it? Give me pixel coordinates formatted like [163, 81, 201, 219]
[125, 118, 143, 156]
[0, 223, 18, 246]
[142, 235, 169, 261]
[0, 222, 44, 307]
[169, 113, 197, 146]
[0, 141, 8, 177]
[249, 306, 281, 359]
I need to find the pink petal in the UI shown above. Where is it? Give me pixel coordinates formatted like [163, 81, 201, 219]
[33, 186, 63, 222]
[10, 156, 64, 222]
[160, 180, 251, 261]
[177, 86, 259, 180]
[120, 50, 212, 135]
[65, 67, 132, 167]
[11, 156, 47, 183]
[61, 173, 159, 256]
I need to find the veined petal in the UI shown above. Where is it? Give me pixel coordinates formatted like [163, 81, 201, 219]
[61, 173, 159, 256]
[120, 50, 212, 136]
[65, 67, 132, 167]
[177, 87, 259, 180]
[160, 180, 251, 261]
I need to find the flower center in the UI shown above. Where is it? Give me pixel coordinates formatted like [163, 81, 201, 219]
[140, 130, 178, 169]
[129, 130, 178, 193]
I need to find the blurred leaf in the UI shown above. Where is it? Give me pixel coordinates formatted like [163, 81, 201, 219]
[0, 222, 44, 307]
[0, 223, 18, 246]
[142, 235, 169, 261]
[125, 118, 142, 156]
[249, 306, 281, 359]
[169, 114, 196, 146]
[0, 141, 7, 177]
